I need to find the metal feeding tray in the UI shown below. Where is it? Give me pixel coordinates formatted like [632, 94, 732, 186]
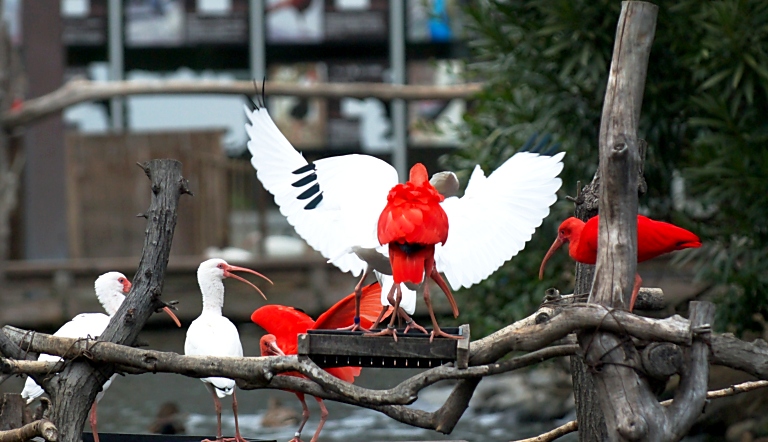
[297, 324, 470, 369]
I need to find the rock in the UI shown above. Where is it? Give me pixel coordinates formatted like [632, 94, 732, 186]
[468, 368, 574, 421]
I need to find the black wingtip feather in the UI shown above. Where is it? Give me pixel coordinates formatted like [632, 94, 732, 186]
[304, 193, 323, 210]
[292, 173, 318, 188]
[297, 183, 321, 200]
[293, 163, 317, 174]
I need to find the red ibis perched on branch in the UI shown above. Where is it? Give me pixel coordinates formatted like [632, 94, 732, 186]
[539, 215, 702, 311]
[245, 94, 564, 341]
[184, 259, 273, 442]
[252, 282, 389, 442]
[21, 272, 181, 442]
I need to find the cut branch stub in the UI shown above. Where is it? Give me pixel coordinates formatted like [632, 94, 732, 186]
[641, 342, 683, 380]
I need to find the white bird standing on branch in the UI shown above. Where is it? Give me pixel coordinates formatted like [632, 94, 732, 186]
[20, 271, 181, 442]
[184, 258, 273, 442]
[244, 94, 564, 338]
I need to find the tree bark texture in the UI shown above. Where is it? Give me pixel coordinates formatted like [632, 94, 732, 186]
[0, 419, 58, 442]
[47, 160, 189, 442]
[577, 2, 713, 441]
[583, 2, 658, 440]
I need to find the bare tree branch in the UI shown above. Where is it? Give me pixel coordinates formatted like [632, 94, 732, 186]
[1, 79, 483, 129]
[513, 420, 579, 442]
[514, 379, 768, 442]
[0, 419, 58, 442]
[710, 333, 768, 379]
[0, 325, 577, 407]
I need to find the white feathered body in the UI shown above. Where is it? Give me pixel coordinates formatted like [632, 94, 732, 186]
[246, 104, 564, 307]
[185, 312, 243, 398]
[21, 313, 115, 404]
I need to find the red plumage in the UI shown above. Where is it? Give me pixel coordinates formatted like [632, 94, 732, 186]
[377, 163, 448, 285]
[551, 215, 701, 266]
[539, 214, 702, 312]
[252, 282, 388, 382]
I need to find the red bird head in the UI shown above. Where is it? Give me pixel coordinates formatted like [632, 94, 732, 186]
[259, 334, 286, 357]
[539, 217, 585, 279]
[409, 163, 430, 185]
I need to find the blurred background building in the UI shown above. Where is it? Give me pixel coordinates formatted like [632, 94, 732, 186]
[1, 0, 469, 326]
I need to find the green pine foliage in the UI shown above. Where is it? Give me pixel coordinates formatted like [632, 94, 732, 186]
[447, 0, 768, 336]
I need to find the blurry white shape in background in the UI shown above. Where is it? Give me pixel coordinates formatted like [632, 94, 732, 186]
[62, 0, 90, 17]
[197, 0, 231, 15]
[127, 68, 248, 153]
[62, 66, 249, 155]
[340, 98, 393, 153]
[205, 232, 308, 262]
[335, 0, 370, 9]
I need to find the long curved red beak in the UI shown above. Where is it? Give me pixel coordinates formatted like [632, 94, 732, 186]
[539, 237, 565, 280]
[224, 265, 273, 300]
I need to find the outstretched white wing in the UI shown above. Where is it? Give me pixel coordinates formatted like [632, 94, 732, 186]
[245, 105, 399, 276]
[436, 152, 565, 289]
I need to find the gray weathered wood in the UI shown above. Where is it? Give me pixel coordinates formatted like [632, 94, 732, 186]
[0, 418, 58, 442]
[0, 393, 23, 431]
[47, 160, 189, 442]
[582, 2, 661, 441]
[710, 334, 768, 379]
[456, 324, 470, 369]
[641, 343, 683, 380]
[665, 301, 713, 440]
[298, 326, 469, 369]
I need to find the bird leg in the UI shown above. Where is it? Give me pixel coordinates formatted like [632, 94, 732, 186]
[369, 305, 389, 330]
[371, 282, 397, 329]
[429, 267, 459, 318]
[338, 267, 371, 332]
[424, 263, 461, 342]
[89, 402, 100, 442]
[222, 391, 247, 442]
[365, 285, 402, 342]
[309, 397, 328, 442]
[399, 308, 427, 335]
[290, 392, 310, 442]
[202, 384, 224, 442]
[629, 273, 643, 312]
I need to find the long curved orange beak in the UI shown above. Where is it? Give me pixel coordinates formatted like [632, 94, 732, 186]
[539, 237, 565, 280]
[162, 307, 182, 328]
[224, 265, 273, 300]
[125, 280, 181, 327]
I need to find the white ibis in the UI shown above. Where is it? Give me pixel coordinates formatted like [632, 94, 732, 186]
[20, 272, 181, 442]
[245, 100, 564, 340]
[184, 258, 272, 442]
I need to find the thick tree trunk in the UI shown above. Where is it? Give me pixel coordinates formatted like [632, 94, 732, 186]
[49, 160, 189, 442]
[576, 2, 712, 441]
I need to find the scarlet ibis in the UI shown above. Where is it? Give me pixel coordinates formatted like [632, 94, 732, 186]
[374, 162, 456, 340]
[20, 272, 181, 442]
[245, 100, 565, 339]
[251, 282, 388, 442]
[539, 215, 702, 310]
[184, 259, 273, 442]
